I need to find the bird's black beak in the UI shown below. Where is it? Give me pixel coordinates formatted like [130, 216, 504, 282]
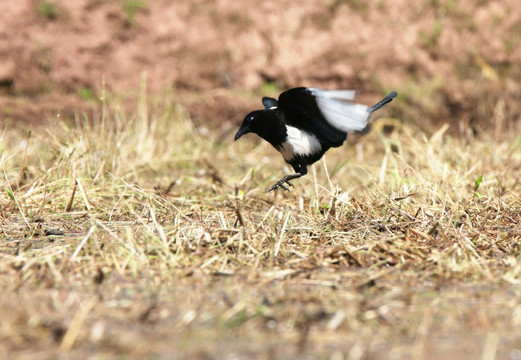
[234, 127, 249, 141]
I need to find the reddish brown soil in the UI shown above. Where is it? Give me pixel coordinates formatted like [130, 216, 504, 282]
[1, 0, 520, 131]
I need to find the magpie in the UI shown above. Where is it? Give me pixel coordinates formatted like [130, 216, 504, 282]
[234, 87, 397, 192]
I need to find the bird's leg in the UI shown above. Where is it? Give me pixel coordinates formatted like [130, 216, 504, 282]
[267, 173, 303, 192]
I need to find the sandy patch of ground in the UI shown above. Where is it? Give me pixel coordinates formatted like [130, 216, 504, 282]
[0, 0, 520, 132]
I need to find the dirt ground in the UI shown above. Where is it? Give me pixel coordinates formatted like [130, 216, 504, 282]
[1, 0, 521, 131]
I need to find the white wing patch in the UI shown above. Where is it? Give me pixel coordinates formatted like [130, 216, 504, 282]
[310, 88, 369, 133]
[308, 88, 356, 101]
[278, 126, 322, 161]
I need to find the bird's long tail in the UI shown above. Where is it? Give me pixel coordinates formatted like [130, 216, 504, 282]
[368, 91, 398, 113]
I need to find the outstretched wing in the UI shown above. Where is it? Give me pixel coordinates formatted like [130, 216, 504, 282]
[278, 87, 370, 147]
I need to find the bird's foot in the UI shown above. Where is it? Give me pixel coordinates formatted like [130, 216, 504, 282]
[267, 178, 294, 192]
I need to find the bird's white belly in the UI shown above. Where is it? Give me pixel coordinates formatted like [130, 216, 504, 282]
[279, 126, 322, 161]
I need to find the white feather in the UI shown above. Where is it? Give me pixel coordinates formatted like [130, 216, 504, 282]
[310, 88, 369, 133]
[308, 88, 357, 101]
[278, 126, 322, 161]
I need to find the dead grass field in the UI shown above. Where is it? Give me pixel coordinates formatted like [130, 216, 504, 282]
[1, 90, 521, 360]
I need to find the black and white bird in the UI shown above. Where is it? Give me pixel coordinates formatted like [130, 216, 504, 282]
[234, 87, 397, 192]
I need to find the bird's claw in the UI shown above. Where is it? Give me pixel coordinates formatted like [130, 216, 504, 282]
[267, 179, 294, 192]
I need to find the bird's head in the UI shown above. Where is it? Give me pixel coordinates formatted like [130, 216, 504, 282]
[234, 110, 264, 141]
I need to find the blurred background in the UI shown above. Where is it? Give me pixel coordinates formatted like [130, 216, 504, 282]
[1, 0, 520, 135]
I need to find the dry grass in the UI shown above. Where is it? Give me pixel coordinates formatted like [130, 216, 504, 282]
[1, 90, 521, 360]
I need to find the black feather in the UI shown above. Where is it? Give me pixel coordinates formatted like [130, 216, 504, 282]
[368, 91, 398, 113]
[278, 88, 347, 147]
[262, 97, 278, 110]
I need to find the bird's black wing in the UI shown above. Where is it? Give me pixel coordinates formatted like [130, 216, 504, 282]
[277, 87, 370, 148]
